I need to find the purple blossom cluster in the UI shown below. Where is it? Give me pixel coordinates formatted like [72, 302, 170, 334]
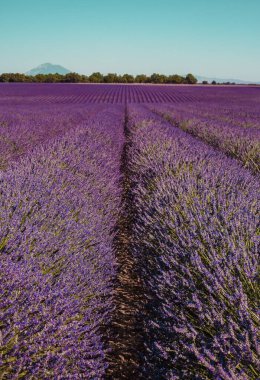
[151, 103, 260, 173]
[126, 105, 259, 379]
[0, 105, 124, 378]
[0, 103, 109, 170]
[170, 101, 260, 129]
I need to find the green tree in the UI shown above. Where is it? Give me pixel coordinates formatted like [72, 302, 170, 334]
[121, 74, 134, 83]
[89, 72, 103, 83]
[185, 73, 198, 84]
[117, 75, 127, 83]
[135, 74, 148, 83]
[34, 74, 45, 82]
[43, 74, 57, 83]
[81, 75, 89, 83]
[103, 73, 119, 83]
[62, 72, 82, 83]
[167, 74, 185, 84]
[0, 73, 10, 82]
[0, 73, 27, 82]
[150, 73, 168, 84]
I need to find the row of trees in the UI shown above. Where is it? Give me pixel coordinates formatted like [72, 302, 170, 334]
[0, 72, 198, 84]
[202, 80, 236, 85]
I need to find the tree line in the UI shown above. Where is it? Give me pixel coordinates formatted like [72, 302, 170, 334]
[202, 80, 236, 85]
[0, 72, 198, 84]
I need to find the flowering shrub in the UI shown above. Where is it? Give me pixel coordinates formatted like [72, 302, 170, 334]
[126, 105, 259, 379]
[0, 106, 124, 378]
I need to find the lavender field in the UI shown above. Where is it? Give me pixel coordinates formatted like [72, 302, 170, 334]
[0, 84, 259, 379]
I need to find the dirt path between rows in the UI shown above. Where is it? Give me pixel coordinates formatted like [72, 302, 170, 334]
[105, 108, 148, 379]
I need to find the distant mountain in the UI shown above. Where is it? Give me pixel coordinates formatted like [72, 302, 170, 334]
[26, 63, 71, 76]
[196, 75, 260, 85]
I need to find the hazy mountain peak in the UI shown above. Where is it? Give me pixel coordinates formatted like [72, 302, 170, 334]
[26, 63, 71, 76]
[196, 74, 260, 84]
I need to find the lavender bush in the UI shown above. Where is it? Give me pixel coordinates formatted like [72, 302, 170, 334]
[126, 105, 259, 379]
[0, 106, 124, 378]
[151, 104, 260, 174]
[0, 103, 109, 170]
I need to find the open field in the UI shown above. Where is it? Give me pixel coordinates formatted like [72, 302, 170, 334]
[0, 84, 259, 379]
[1, 83, 260, 105]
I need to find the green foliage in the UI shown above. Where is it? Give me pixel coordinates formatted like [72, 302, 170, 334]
[0, 71, 200, 84]
[88, 72, 103, 83]
[150, 73, 167, 84]
[121, 74, 135, 83]
[185, 73, 198, 84]
[167, 74, 185, 84]
[135, 74, 148, 83]
[62, 72, 83, 83]
[103, 73, 119, 83]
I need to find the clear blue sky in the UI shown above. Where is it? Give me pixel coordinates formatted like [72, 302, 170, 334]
[1, 0, 259, 81]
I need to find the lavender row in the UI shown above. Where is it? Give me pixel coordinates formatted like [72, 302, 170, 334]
[0, 103, 109, 170]
[126, 105, 259, 379]
[151, 104, 260, 174]
[1, 83, 260, 106]
[0, 106, 124, 378]
[0, 83, 199, 105]
[153, 101, 260, 130]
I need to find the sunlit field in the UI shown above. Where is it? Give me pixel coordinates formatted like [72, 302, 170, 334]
[0, 83, 259, 379]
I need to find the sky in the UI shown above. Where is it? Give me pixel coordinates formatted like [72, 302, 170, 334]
[1, 0, 260, 81]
